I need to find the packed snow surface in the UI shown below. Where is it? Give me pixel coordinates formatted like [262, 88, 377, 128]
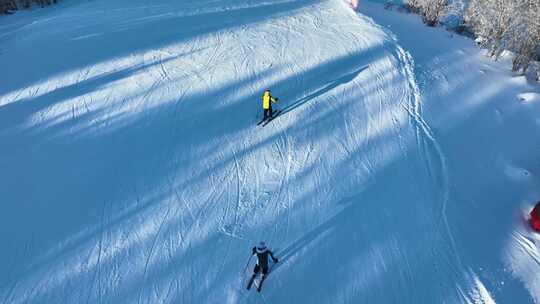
[1, 0, 540, 303]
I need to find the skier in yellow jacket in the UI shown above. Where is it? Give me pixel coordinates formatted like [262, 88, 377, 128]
[261, 89, 279, 120]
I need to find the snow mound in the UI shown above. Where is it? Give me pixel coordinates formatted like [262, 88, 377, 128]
[518, 92, 540, 103]
[466, 273, 496, 304]
[506, 231, 540, 303]
[504, 164, 533, 183]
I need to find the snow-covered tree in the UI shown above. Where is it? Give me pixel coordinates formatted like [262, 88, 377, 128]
[510, 0, 540, 74]
[465, 0, 513, 57]
[465, 0, 540, 75]
[1, 0, 57, 14]
[406, 0, 449, 26]
[0, 0, 16, 14]
[422, 0, 448, 26]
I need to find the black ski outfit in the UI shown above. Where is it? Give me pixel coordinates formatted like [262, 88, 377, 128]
[252, 245, 278, 274]
[247, 242, 278, 291]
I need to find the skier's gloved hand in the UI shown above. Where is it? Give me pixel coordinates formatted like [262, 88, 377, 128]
[275, 98, 279, 101]
[273, 258, 279, 263]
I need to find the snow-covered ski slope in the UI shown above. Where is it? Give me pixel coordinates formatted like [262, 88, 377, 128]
[1, 0, 540, 302]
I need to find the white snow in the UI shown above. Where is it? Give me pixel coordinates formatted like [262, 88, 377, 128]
[1, 0, 540, 303]
[460, 271, 497, 304]
[506, 230, 540, 303]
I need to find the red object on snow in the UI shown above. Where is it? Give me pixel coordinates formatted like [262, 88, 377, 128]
[531, 203, 540, 232]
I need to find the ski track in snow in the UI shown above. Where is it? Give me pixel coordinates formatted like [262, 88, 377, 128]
[394, 44, 461, 268]
[359, 2, 464, 285]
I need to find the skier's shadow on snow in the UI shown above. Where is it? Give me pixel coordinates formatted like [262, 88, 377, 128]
[280, 65, 369, 116]
[271, 195, 361, 273]
[271, 218, 335, 273]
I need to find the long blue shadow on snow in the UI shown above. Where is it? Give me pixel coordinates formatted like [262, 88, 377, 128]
[280, 65, 370, 116]
[0, 50, 199, 129]
[0, 0, 322, 99]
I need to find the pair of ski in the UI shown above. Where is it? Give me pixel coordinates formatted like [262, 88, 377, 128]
[245, 261, 277, 293]
[246, 272, 267, 292]
[256, 110, 283, 127]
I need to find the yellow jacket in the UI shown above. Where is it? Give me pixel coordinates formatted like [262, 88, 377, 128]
[261, 91, 277, 109]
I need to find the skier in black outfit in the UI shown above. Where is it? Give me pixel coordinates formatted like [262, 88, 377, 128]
[247, 241, 278, 291]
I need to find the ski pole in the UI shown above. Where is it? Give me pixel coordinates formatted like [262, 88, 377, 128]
[243, 254, 253, 274]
